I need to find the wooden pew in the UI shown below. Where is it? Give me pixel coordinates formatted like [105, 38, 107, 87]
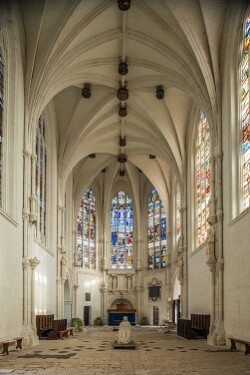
[47, 319, 67, 340]
[36, 314, 54, 339]
[191, 314, 210, 339]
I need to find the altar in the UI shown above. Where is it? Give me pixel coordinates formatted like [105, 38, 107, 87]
[108, 302, 137, 326]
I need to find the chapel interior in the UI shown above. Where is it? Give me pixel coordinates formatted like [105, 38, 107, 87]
[0, 0, 250, 354]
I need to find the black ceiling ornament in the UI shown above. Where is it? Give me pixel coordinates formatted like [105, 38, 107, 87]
[119, 103, 127, 117]
[117, 0, 131, 11]
[82, 83, 91, 98]
[119, 136, 126, 147]
[156, 85, 164, 100]
[117, 153, 127, 163]
[149, 154, 156, 159]
[101, 168, 106, 173]
[119, 170, 125, 177]
[117, 83, 129, 101]
[118, 60, 129, 76]
[89, 153, 96, 159]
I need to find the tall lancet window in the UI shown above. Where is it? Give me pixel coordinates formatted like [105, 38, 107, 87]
[0, 53, 4, 207]
[76, 188, 96, 269]
[35, 116, 47, 244]
[110, 191, 133, 269]
[240, 12, 250, 209]
[147, 188, 167, 269]
[195, 112, 210, 247]
[176, 185, 181, 245]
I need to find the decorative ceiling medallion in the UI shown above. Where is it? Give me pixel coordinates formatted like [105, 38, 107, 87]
[101, 168, 106, 173]
[117, 153, 127, 163]
[156, 85, 164, 100]
[82, 83, 91, 98]
[118, 60, 128, 76]
[119, 103, 127, 117]
[149, 154, 156, 159]
[117, 85, 129, 101]
[119, 136, 126, 147]
[88, 153, 96, 159]
[117, 0, 131, 11]
[119, 170, 125, 177]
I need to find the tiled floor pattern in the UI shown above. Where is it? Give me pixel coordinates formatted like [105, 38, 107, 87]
[0, 326, 249, 374]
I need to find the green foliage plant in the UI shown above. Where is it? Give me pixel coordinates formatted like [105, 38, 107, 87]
[139, 316, 150, 325]
[71, 317, 84, 332]
[93, 316, 104, 326]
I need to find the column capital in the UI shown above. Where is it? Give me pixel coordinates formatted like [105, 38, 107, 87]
[23, 150, 31, 160]
[29, 257, 40, 269]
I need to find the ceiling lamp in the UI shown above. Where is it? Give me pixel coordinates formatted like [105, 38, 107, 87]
[119, 136, 126, 147]
[117, 153, 127, 163]
[119, 170, 125, 177]
[117, 0, 131, 11]
[149, 154, 156, 159]
[156, 85, 164, 100]
[118, 60, 128, 76]
[117, 84, 129, 101]
[82, 83, 91, 99]
[119, 103, 127, 117]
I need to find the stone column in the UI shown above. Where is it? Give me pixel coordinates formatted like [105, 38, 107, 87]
[72, 284, 79, 318]
[214, 153, 225, 345]
[29, 154, 38, 224]
[29, 256, 40, 344]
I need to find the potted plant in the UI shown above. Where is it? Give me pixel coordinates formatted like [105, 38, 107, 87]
[139, 316, 150, 325]
[71, 317, 84, 332]
[93, 316, 104, 326]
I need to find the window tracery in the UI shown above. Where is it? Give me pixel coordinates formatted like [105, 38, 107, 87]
[240, 12, 250, 209]
[76, 187, 96, 269]
[147, 188, 167, 269]
[195, 112, 210, 247]
[0, 53, 4, 207]
[35, 116, 47, 243]
[110, 191, 133, 269]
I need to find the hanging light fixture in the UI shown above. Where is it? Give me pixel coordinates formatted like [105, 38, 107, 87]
[117, 0, 131, 11]
[82, 83, 91, 98]
[117, 83, 129, 101]
[118, 59, 129, 76]
[119, 136, 126, 147]
[156, 85, 164, 100]
[119, 103, 127, 117]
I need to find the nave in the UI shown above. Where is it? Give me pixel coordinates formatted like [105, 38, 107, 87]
[0, 327, 249, 375]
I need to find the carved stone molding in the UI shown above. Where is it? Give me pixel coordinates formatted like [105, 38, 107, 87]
[29, 257, 40, 269]
[22, 257, 30, 269]
[23, 150, 31, 159]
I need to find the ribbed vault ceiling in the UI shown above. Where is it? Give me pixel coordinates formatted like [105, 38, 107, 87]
[20, 0, 228, 201]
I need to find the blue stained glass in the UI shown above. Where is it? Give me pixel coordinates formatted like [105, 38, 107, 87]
[110, 191, 133, 269]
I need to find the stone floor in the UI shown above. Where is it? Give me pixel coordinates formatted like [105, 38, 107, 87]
[0, 326, 249, 375]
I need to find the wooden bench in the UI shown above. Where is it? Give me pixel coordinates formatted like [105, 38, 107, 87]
[58, 327, 74, 340]
[228, 337, 250, 356]
[0, 336, 23, 355]
[36, 314, 54, 339]
[47, 319, 67, 340]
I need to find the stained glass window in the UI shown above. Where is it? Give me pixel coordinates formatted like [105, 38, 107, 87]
[240, 12, 250, 209]
[35, 116, 47, 243]
[76, 188, 96, 269]
[110, 191, 133, 269]
[195, 112, 210, 247]
[0, 53, 4, 207]
[176, 185, 181, 244]
[147, 188, 167, 269]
